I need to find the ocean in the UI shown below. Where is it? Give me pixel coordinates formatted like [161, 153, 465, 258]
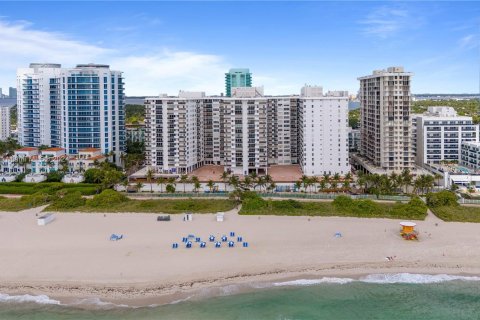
[1, 273, 479, 320]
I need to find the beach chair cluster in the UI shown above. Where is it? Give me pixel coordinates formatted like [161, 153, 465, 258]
[110, 234, 123, 241]
[172, 232, 249, 249]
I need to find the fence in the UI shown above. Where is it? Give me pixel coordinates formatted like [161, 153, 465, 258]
[126, 191, 411, 202]
[458, 198, 480, 205]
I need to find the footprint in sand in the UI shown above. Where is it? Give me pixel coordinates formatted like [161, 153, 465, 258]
[126, 252, 132, 257]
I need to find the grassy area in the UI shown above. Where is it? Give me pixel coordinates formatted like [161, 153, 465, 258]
[47, 198, 236, 214]
[239, 196, 427, 220]
[0, 182, 99, 195]
[430, 205, 480, 223]
[0, 193, 53, 212]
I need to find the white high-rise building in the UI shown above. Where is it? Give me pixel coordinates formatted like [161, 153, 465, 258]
[298, 88, 350, 176]
[356, 66, 414, 173]
[145, 86, 349, 176]
[0, 106, 11, 141]
[17, 63, 125, 163]
[414, 106, 479, 165]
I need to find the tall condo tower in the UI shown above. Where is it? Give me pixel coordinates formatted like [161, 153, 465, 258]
[357, 67, 414, 173]
[16, 63, 125, 164]
[225, 68, 252, 97]
[0, 106, 10, 141]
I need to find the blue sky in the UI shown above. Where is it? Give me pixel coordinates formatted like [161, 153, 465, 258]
[0, 1, 478, 95]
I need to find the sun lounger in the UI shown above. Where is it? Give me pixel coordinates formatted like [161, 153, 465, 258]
[237, 236, 243, 242]
[228, 241, 234, 247]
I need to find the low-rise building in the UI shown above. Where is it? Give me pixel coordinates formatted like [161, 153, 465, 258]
[414, 106, 478, 166]
[461, 141, 480, 170]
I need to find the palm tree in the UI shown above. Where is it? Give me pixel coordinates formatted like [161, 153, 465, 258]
[193, 180, 201, 193]
[207, 179, 215, 193]
[243, 176, 252, 190]
[333, 173, 340, 183]
[221, 171, 230, 192]
[319, 179, 327, 192]
[310, 176, 319, 193]
[294, 180, 302, 192]
[342, 180, 351, 193]
[400, 169, 413, 194]
[257, 176, 267, 192]
[179, 174, 189, 193]
[167, 177, 177, 189]
[344, 172, 352, 181]
[249, 172, 258, 190]
[146, 168, 155, 193]
[229, 175, 239, 190]
[59, 158, 69, 174]
[300, 175, 309, 192]
[356, 173, 367, 193]
[135, 182, 144, 193]
[434, 173, 442, 189]
[156, 176, 166, 193]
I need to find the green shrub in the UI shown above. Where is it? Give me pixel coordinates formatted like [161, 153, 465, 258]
[20, 192, 56, 207]
[51, 191, 85, 209]
[333, 195, 354, 209]
[241, 196, 267, 212]
[45, 171, 64, 182]
[87, 189, 128, 208]
[15, 172, 27, 182]
[426, 190, 458, 208]
[165, 184, 176, 193]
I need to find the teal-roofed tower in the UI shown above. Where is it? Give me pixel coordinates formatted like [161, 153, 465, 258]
[225, 68, 252, 97]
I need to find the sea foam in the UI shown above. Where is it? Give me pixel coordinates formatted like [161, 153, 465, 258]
[360, 273, 480, 284]
[0, 293, 61, 305]
[274, 277, 354, 286]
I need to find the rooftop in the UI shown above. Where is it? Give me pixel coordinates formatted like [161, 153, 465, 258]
[16, 147, 38, 152]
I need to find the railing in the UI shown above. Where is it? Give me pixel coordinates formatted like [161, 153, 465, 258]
[458, 198, 480, 205]
[126, 192, 411, 202]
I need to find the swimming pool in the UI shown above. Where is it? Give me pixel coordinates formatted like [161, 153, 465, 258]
[458, 166, 471, 174]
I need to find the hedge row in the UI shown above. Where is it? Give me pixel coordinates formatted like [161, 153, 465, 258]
[0, 182, 99, 195]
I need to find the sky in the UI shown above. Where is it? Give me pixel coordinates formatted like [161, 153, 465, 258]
[0, 1, 478, 96]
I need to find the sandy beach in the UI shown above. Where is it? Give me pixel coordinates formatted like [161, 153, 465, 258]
[1, 205, 480, 306]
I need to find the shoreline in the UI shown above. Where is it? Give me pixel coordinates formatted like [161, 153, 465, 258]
[1, 262, 479, 307]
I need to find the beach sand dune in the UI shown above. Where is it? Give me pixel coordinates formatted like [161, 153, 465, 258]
[0, 206, 479, 304]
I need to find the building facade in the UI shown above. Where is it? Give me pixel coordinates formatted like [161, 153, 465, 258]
[415, 106, 478, 166]
[225, 68, 252, 97]
[145, 86, 350, 176]
[461, 141, 480, 170]
[0, 106, 10, 141]
[356, 67, 414, 173]
[8, 87, 17, 99]
[16, 63, 125, 164]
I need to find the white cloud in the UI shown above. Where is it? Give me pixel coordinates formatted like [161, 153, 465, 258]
[458, 34, 478, 49]
[359, 5, 419, 39]
[111, 50, 229, 96]
[0, 19, 231, 96]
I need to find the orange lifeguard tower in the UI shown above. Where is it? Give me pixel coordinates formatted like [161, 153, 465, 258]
[400, 221, 418, 240]
[400, 221, 416, 233]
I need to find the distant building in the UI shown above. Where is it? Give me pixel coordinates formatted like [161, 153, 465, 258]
[126, 123, 145, 143]
[414, 106, 478, 166]
[0, 106, 10, 141]
[348, 127, 360, 152]
[17, 63, 125, 164]
[8, 87, 17, 99]
[225, 68, 252, 97]
[354, 67, 415, 174]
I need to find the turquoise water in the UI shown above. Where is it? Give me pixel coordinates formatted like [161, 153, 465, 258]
[1, 275, 480, 319]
